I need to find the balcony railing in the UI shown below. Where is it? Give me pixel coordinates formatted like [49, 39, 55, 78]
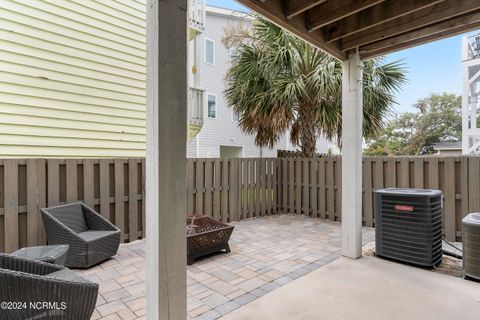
[189, 87, 204, 126]
[189, 0, 205, 33]
[465, 34, 480, 60]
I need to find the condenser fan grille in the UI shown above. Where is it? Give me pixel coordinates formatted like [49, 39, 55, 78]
[375, 189, 443, 267]
[463, 213, 480, 280]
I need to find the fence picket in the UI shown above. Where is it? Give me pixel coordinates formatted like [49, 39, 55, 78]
[310, 159, 317, 217]
[83, 159, 95, 208]
[4, 160, 19, 253]
[26, 159, 41, 246]
[281, 159, 287, 213]
[469, 157, 480, 213]
[196, 159, 204, 216]
[318, 158, 326, 219]
[241, 159, 248, 219]
[99, 160, 110, 220]
[229, 159, 239, 221]
[288, 158, 294, 213]
[295, 159, 301, 215]
[114, 159, 125, 242]
[186, 159, 194, 215]
[214, 159, 222, 220]
[460, 157, 469, 220]
[260, 159, 266, 216]
[221, 159, 229, 222]
[428, 158, 439, 189]
[267, 159, 273, 214]
[386, 158, 396, 187]
[444, 158, 456, 241]
[129, 159, 139, 242]
[303, 159, 310, 216]
[363, 158, 373, 227]
[335, 158, 342, 221]
[374, 158, 384, 191]
[47, 159, 60, 207]
[414, 158, 424, 188]
[205, 159, 213, 217]
[66, 159, 78, 203]
[399, 158, 409, 188]
[326, 158, 335, 220]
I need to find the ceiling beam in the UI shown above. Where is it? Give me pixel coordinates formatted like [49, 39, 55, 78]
[362, 19, 480, 59]
[286, 0, 327, 19]
[340, 0, 480, 51]
[236, 0, 345, 60]
[324, 0, 446, 43]
[307, 0, 384, 32]
[359, 11, 480, 54]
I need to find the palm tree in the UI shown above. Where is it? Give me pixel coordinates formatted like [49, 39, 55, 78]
[225, 18, 406, 157]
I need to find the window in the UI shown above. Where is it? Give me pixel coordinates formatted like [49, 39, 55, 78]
[207, 94, 216, 118]
[229, 47, 238, 65]
[205, 39, 215, 65]
[232, 110, 239, 122]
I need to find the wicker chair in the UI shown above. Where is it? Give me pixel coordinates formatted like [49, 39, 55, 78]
[41, 202, 121, 268]
[0, 253, 98, 320]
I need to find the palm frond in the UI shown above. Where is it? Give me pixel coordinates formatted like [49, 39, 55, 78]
[224, 18, 407, 155]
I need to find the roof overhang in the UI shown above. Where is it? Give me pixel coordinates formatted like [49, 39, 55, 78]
[236, 0, 480, 60]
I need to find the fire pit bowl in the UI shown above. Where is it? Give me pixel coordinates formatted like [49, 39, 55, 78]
[186, 215, 234, 265]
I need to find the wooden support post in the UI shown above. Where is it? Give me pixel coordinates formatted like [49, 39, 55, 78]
[341, 51, 363, 259]
[146, 1, 187, 319]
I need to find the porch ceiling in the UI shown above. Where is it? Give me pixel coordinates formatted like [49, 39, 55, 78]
[237, 0, 480, 60]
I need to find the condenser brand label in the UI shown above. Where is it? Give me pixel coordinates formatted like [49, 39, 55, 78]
[394, 205, 414, 212]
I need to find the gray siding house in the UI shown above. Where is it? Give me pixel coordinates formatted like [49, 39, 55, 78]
[187, 6, 336, 158]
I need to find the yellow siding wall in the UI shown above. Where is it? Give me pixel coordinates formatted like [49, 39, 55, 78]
[0, 0, 146, 157]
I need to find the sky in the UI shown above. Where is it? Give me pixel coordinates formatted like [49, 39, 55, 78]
[206, 0, 480, 115]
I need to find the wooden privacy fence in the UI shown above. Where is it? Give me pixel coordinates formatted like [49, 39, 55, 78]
[187, 158, 279, 222]
[2, 156, 479, 253]
[276, 156, 480, 241]
[0, 159, 145, 253]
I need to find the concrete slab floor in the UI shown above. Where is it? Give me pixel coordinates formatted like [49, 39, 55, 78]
[220, 255, 480, 320]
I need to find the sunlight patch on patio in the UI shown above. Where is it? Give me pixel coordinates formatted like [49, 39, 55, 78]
[76, 214, 374, 320]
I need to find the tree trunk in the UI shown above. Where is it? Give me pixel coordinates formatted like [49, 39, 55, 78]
[298, 104, 317, 157]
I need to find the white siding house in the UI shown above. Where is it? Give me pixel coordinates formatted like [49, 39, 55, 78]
[187, 6, 336, 158]
[0, 1, 335, 158]
[0, 0, 146, 157]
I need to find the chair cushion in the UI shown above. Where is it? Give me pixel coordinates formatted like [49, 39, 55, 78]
[44, 269, 90, 283]
[78, 230, 119, 242]
[48, 203, 89, 234]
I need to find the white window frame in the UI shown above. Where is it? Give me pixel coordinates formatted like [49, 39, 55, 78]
[232, 109, 239, 122]
[207, 93, 217, 119]
[204, 38, 215, 65]
[229, 47, 238, 66]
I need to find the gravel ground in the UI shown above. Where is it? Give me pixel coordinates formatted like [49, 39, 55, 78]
[362, 241, 464, 278]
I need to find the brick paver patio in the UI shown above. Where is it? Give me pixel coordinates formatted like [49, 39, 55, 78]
[77, 214, 374, 320]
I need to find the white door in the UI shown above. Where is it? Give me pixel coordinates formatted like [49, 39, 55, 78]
[220, 145, 243, 158]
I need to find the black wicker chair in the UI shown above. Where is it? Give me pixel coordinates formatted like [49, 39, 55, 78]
[0, 253, 98, 320]
[41, 202, 121, 268]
